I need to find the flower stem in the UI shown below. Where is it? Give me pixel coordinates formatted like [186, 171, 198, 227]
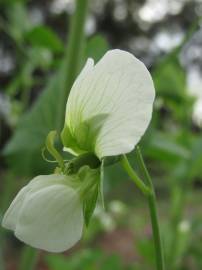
[120, 155, 151, 196]
[136, 146, 165, 270]
[121, 149, 165, 270]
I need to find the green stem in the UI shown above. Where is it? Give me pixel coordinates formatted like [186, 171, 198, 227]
[136, 146, 165, 270]
[122, 148, 165, 270]
[57, 0, 89, 130]
[120, 155, 151, 195]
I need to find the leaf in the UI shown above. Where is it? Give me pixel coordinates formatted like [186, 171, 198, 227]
[45, 249, 125, 270]
[153, 53, 186, 102]
[6, 1, 31, 42]
[144, 130, 190, 164]
[3, 62, 68, 175]
[45, 254, 71, 270]
[25, 26, 64, 53]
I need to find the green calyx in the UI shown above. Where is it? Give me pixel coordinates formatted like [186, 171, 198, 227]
[75, 166, 101, 226]
[65, 152, 101, 175]
[41, 130, 121, 227]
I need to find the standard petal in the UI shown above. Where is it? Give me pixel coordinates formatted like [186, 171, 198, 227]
[15, 182, 83, 252]
[63, 49, 155, 158]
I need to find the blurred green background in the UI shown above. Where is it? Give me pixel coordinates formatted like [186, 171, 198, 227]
[0, 0, 202, 269]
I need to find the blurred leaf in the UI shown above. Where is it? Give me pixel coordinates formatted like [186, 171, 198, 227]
[144, 130, 190, 163]
[136, 238, 155, 266]
[3, 61, 67, 175]
[25, 25, 64, 53]
[171, 136, 202, 183]
[19, 246, 38, 270]
[153, 54, 186, 102]
[84, 34, 109, 63]
[6, 2, 31, 42]
[46, 249, 125, 270]
[7, 47, 52, 102]
[45, 254, 71, 270]
[188, 137, 202, 180]
[152, 52, 191, 123]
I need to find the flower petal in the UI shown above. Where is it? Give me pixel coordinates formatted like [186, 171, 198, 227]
[15, 179, 83, 252]
[2, 186, 28, 231]
[63, 49, 155, 158]
[2, 174, 69, 231]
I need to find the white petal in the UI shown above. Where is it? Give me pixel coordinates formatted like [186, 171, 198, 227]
[2, 186, 28, 230]
[65, 49, 155, 158]
[15, 180, 83, 252]
[1, 174, 68, 231]
[66, 58, 94, 130]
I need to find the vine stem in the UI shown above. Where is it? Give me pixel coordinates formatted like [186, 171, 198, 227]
[120, 155, 151, 196]
[121, 147, 165, 270]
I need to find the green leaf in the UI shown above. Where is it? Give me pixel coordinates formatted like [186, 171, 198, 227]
[45, 254, 71, 270]
[152, 51, 190, 122]
[7, 1, 31, 42]
[144, 130, 190, 163]
[25, 25, 64, 53]
[45, 249, 125, 270]
[153, 53, 186, 102]
[187, 137, 202, 180]
[3, 62, 68, 175]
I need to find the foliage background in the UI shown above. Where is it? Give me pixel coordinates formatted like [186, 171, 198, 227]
[0, 0, 202, 269]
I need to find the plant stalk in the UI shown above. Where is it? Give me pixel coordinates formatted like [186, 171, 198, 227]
[136, 146, 165, 270]
[122, 148, 165, 270]
[120, 155, 151, 196]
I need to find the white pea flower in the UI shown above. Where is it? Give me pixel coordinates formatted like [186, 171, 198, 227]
[2, 174, 84, 252]
[2, 49, 155, 253]
[62, 49, 155, 159]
